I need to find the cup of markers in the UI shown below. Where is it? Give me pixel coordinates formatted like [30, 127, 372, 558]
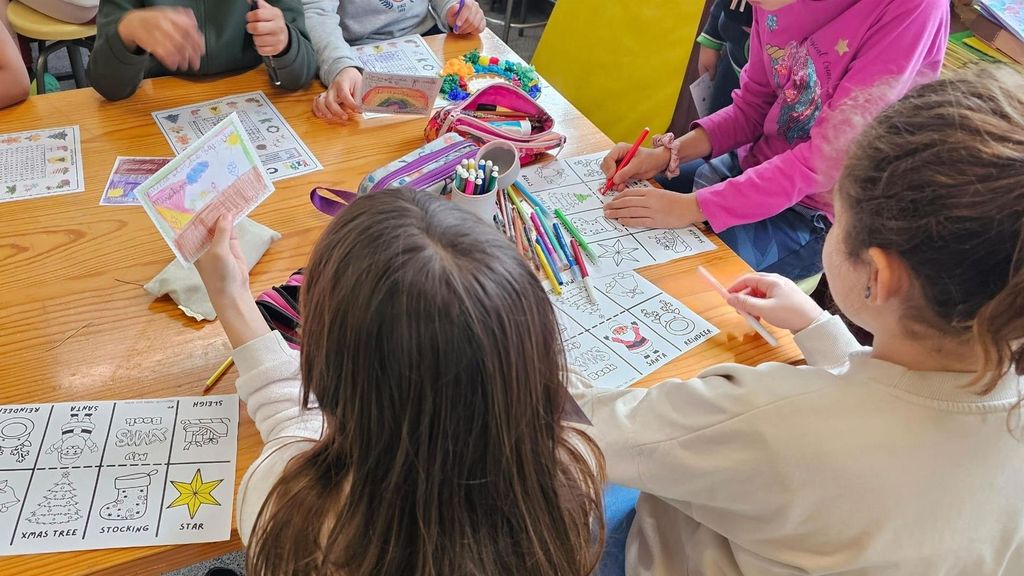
[450, 158, 501, 221]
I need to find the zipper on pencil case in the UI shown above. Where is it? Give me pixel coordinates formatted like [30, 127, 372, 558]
[405, 150, 478, 190]
[371, 140, 478, 192]
[458, 126, 562, 152]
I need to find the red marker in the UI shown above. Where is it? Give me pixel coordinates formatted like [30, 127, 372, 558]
[603, 127, 650, 195]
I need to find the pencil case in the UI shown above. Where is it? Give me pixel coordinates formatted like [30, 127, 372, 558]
[308, 134, 480, 217]
[255, 270, 304, 349]
[425, 83, 565, 166]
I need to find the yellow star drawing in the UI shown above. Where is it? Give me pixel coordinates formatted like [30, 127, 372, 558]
[836, 39, 850, 56]
[167, 469, 222, 519]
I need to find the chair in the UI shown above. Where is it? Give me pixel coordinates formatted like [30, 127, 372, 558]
[487, 0, 554, 43]
[532, 1, 704, 144]
[6, 0, 95, 94]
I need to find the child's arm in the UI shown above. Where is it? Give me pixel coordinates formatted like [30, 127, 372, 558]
[87, 0, 204, 101]
[695, 0, 948, 232]
[431, 0, 486, 35]
[302, 0, 358, 88]
[256, 0, 317, 90]
[0, 22, 28, 107]
[696, 0, 725, 80]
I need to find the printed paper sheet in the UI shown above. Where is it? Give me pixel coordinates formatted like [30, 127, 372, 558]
[0, 395, 238, 556]
[0, 126, 84, 203]
[137, 113, 274, 264]
[551, 271, 718, 389]
[152, 91, 321, 181]
[99, 157, 171, 206]
[519, 151, 716, 275]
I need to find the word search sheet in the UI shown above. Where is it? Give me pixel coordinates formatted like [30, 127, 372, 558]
[518, 151, 715, 274]
[550, 271, 717, 389]
[0, 126, 84, 203]
[153, 91, 321, 181]
[0, 396, 237, 556]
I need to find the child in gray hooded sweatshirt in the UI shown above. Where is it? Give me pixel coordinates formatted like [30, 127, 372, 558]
[304, 0, 485, 123]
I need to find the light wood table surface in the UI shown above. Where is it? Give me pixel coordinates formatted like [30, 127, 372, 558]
[0, 29, 802, 576]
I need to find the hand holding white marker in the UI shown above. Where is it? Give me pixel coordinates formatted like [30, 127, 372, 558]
[697, 267, 783, 346]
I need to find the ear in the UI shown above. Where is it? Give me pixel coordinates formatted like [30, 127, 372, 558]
[866, 247, 912, 304]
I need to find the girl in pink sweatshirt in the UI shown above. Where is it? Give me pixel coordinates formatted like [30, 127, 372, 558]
[600, 0, 948, 280]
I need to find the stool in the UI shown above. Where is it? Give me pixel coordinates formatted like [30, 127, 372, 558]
[6, 0, 95, 94]
[486, 0, 554, 43]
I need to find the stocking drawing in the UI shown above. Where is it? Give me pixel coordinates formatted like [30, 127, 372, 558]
[99, 470, 158, 521]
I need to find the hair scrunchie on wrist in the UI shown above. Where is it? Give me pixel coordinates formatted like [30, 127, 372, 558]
[653, 132, 682, 179]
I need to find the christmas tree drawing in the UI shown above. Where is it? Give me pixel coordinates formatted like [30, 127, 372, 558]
[26, 471, 82, 525]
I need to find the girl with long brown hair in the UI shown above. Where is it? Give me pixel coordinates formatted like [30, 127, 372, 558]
[194, 188, 604, 575]
[573, 65, 1024, 575]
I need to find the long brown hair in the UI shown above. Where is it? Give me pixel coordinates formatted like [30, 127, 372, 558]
[838, 65, 1024, 392]
[247, 188, 605, 575]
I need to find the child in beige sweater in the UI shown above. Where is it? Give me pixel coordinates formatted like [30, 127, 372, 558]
[575, 65, 1024, 575]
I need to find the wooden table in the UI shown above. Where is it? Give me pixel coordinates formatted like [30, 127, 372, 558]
[0, 29, 802, 575]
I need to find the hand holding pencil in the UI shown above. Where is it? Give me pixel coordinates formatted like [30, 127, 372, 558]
[600, 130, 666, 193]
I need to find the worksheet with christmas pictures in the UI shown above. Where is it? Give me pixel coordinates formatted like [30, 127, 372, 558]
[519, 151, 716, 274]
[0, 396, 238, 556]
[550, 271, 718, 390]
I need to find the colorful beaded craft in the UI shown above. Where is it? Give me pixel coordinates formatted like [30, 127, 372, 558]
[440, 50, 542, 101]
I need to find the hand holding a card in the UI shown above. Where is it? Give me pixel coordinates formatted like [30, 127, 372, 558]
[194, 215, 270, 348]
[118, 7, 205, 72]
[314, 68, 363, 123]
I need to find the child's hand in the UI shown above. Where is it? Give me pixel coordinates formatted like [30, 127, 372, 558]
[194, 215, 270, 348]
[603, 188, 703, 228]
[247, 0, 289, 57]
[118, 7, 205, 71]
[601, 146, 670, 191]
[726, 273, 824, 333]
[314, 67, 362, 123]
[698, 45, 720, 80]
[448, 0, 486, 35]
[194, 215, 250, 308]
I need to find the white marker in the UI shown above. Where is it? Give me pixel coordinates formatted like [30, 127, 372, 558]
[696, 266, 779, 347]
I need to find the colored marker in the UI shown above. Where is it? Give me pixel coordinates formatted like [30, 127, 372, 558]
[535, 242, 562, 296]
[551, 222, 577, 270]
[465, 176, 476, 196]
[475, 178, 484, 196]
[523, 222, 541, 271]
[554, 208, 597, 263]
[696, 266, 779, 347]
[530, 212, 562, 280]
[571, 238, 597, 303]
[514, 181, 552, 219]
[603, 127, 650, 195]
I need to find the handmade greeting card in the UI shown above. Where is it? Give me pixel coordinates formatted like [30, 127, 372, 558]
[359, 71, 444, 116]
[136, 113, 274, 265]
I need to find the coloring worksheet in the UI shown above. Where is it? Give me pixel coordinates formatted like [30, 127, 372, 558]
[152, 91, 321, 181]
[550, 271, 718, 389]
[0, 126, 84, 203]
[354, 34, 446, 118]
[137, 113, 274, 264]
[0, 395, 238, 556]
[99, 157, 171, 206]
[519, 151, 716, 274]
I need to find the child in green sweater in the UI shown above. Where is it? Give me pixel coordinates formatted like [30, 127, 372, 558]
[88, 0, 317, 101]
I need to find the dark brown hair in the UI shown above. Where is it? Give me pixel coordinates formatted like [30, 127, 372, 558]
[838, 65, 1024, 392]
[247, 189, 605, 575]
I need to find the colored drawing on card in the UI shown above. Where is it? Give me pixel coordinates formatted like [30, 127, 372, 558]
[100, 157, 172, 205]
[138, 113, 274, 264]
[360, 71, 443, 116]
[0, 126, 84, 203]
[152, 91, 321, 181]
[547, 271, 718, 389]
[166, 469, 222, 519]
